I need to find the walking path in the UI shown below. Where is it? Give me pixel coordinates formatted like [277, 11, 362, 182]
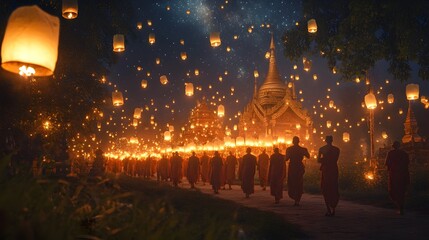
[179, 181, 427, 239]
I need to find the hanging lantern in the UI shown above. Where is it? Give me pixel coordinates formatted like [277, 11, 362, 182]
[149, 33, 156, 44]
[210, 32, 221, 47]
[180, 52, 187, 60]
[406, 84, 419, 100]
[381, 131, 388, 139]
[343, 132, 350, 142]
[1, 5, 60, 76]
[164, 131, 171, 141]
[217, 104, 225, 117]
[113, 34, 125, 52]
[307, 19, 317, 33]
[254, 70, 259, 78]
[326, 121, 332, 128]
[364, 93, 377, 109]
[62, 0, 78, 19]
[112, 91, 124, 106]
[387, 94, 394, 104]
[303, 59, 312, 71]
[160, 75, 168, 85]
[185, 83, 194, 96]
[141, 79, 148, 89]
[133, 108, 142, 119]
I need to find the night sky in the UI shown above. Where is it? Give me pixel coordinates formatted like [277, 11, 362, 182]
[103, 0, 428, 153]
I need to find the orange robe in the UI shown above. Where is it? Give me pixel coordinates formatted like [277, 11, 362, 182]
[385, 149, 410, 207]
[157, 157, 169, 181]
[241, 153, 256, 195]
[170, 155, 183, 186]
[187, 156, 200, 185]
[285, 145, 310, 202]
[268, 152, 285, 199]
[258, 152, 270, 187]
[210, 156, 223, 191]
[318, 144, 340, 208]
[225, 155, 237, 184]
[200, 154, 210, 183]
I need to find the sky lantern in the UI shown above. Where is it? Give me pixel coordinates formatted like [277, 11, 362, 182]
[421, 96, 428, 104]
[180, 39, 185, 45]
[149, 33, 156, 44]
[326, 121, 332, 128]
[406, 84, 419, 100]
[303, 59, 312, 71]
[160, 75, 168, 85]
[136, 22, 143, 30]
[329, 100, 334, 108]
[364, 93, 377, 109]
[155, 58, 160, 65]
[217, 104, 225, 117]
[265, 51, 270, 59]
[132, 119, 138, 127]
[112, 91, 124, 106]
[313, 74, 318, 80]
[343, 132, 350, 142]
[147, 20, 152, 26]
[133, 108, 142, 119]
[141, 80, 148, 89]
[194, 69, 199, 76]
[1, 5, 60, 77]
[387, 94, 394, 104]
[164, 131, 171, 141]
[247, 27, 253, 33]
[185, 83, 194, 96]
[62, 0, 78, 19]
[169, 125, 174, 132]
[381, 131, 388, 139]
[180, 52, 187, 60]
[210, 32, 221, 47]
[254, 70, 259, 78]
[307, 19, 317, 33]
[113, 34, 125, 52]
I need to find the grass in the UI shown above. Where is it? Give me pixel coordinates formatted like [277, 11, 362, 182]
[0, 155, 305, 240]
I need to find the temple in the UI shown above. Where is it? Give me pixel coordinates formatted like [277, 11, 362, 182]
[238, 35, 313, 144]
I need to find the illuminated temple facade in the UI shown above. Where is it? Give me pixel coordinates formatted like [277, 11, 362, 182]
[238, 36, 313, 144]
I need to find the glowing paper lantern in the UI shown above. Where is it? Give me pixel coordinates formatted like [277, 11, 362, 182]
[1, 5, 60, 76]
[136, 22, 143, 30]
[113, 34, 125, 52]
[62, 0, 78, 19]
[364, 93, 377, 109]
[141, 80, 148, 89]
[381, 131, 388, 139]
[329, 100, 334, 108]
[164, 131, 171, 141]
[406, 84, 419, 100]
[387, 94, 394, 104]
[326, 121, 332, 128]
[149, 33, 156, 44]
[160, 75, 168, 85]
[254, 70, 259, 78]
[307, 19, 317, 33]
[210, 32, 221, 47]
[112, 91, 124, 106]
[155, 58, 160, 65]
[180, 52, 187, 60]
[132, 119, 138, 127]
[217, 104, 225, 117]
[303, 59, 312, 71]
[185, 83, 194, 96]
[133, 108, 142, 119]
[169, 125, 174, 132]
[421, 96, 428, 104]
[194, 69, 199, 76]
[343, 132, 350, 142]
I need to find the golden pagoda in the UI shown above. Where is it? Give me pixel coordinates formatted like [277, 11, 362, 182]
[238, 35, 313, 144]
[182, 97, 224, 145]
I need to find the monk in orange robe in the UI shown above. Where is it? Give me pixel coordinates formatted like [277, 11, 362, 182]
[157, 154, 169, 181]
[258, 149, 270, 190]
[170, 152, 183, 187]
[241, 147, 257, 198]
[187, 151, 200, 188]
[210, 151, 223, 194]
[200, 152, 210, 185]
[285, 136, 310, 206]
[385, 141, 410, 215]
[268, 148, 285, 203]
[317, 135, 340, 216]
[225, 151, 237, 190]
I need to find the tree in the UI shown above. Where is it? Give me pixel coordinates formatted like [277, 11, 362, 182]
[282, 0, 429, 82]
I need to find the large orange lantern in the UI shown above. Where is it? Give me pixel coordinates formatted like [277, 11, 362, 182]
[164, 131, 171, 141]
[112, 91, 124, 106]
[343, 132, 350, 142]
[1, 5, 60, 76]
[141, 79, 148, 89]
[133, 108, 142, 119]
[210, 32, 221, 47]
[62, 0, 78, 19]
[113, 34, 125, 52]
[149, 33, 156, 45]
[406, 84, 419, 100]
[364, 93, 377, 109]
[160, 75, 168, 85]
[387, 94, 394, 104]
[185, 83, 194, 96]
[217, 104, 225, 117]
[307, 19, 317, 33]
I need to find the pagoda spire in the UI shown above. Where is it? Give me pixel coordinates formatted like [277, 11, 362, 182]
[402, 101, 422, 143]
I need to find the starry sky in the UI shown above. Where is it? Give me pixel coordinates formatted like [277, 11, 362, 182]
[105, 0, 428, 152]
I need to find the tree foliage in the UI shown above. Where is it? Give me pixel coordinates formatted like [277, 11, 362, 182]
[282, 0, 429, 81]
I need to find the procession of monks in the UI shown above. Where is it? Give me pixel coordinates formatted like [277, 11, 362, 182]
[105, 135, 410, 216]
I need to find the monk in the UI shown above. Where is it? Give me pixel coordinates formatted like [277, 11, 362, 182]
[241, 147, 257, 198]
[210, 151, 223, 194]
[268, 148, 285, 203]
[258, 149, 270, 190]
[225, 151, 237, 190]
[170, 152, 183, 187]
[200, 152, 210, 185]
[385, 141, 410, 215]
[317, 135, 340, 216]
[285, 136, 310, 206]
[157, 154, 169, 181]
[187, 151, 200, 188]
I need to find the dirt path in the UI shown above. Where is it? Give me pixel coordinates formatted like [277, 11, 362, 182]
[179, 182, 427, 239]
